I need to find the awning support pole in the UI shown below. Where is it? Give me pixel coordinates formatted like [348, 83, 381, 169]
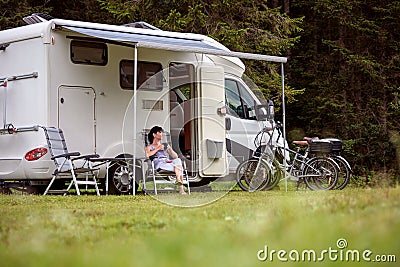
[132, 44, 138, 195]
[281, 63, 287, 192]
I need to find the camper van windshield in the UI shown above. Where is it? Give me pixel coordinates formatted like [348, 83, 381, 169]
[241, 75, 266, 103]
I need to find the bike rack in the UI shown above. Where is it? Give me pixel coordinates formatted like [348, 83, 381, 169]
[0, 72, 38, 134]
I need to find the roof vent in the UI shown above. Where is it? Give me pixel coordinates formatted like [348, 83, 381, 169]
[23, 13, 54, 25]
[122, 21, 160, 31]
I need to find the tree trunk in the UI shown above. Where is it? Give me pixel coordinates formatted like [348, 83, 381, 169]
[283, 0, 290, 14]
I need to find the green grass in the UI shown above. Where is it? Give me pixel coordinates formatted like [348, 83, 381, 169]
[1, 186, 400, 267]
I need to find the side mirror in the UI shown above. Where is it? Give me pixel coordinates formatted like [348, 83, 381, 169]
[255, 100, 275, 121]
[255, 104, 268, 121]
[267, 100, 275, 121]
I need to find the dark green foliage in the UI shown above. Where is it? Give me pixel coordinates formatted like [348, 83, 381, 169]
[0, 0, 52, 30]
[288, 0, 400, 177]
[48, 0, 114, 24]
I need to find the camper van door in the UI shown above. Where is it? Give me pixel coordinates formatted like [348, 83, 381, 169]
[197, 66, 227, 177]
[58, 86, 96, 154]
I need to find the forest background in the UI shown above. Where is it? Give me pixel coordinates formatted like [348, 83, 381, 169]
[1, 0, 399, 185]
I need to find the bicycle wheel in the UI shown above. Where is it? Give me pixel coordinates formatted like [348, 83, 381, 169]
[236, 159, 271, 192]
[302, 157, 338, 190]
[331, 155, 351, 190]
[261, 159, 282, 190]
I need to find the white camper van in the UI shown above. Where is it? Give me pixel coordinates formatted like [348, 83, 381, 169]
[0, 14, 287, 194]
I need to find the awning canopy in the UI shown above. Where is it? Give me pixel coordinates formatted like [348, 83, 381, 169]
[61, 25, 287, 63]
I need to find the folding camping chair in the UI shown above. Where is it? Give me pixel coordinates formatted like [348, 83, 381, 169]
[42, 127, 101, 196]
[142, 130, 190, 195]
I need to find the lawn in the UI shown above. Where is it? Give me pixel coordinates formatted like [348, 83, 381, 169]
[1, 186, 399, 267]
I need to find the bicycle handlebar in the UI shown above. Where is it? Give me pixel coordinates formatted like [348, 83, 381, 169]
[261, 121, 282, 132]
[254, 121, 284, 148]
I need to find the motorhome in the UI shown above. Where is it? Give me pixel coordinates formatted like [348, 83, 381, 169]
[0, 14, 287, 194]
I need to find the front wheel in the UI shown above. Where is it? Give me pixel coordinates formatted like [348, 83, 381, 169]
[236, 159, 271, 192]
[303, 157, 338, 190]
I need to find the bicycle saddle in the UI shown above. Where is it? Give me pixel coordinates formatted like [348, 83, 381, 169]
[292, 140, 309, 146]
[293, 137, 320, 146]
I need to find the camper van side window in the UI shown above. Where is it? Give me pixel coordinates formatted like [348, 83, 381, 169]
[169, 62, 194, 93]
[225, 79, 244, 118]
[70, 40, 108, 65]
[120, 60, 163, 90]
[238, 83, 257, 120]
[225, 79, 257, 120]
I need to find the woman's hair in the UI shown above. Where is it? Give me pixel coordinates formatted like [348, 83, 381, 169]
[148, 126, 163, 144]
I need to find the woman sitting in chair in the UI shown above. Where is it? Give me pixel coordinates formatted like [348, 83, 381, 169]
[145, 126, 186, 194]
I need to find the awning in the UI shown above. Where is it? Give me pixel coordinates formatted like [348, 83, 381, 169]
[61, 25, 287, 63]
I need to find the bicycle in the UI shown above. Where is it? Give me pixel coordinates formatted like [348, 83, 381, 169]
[236, 122, 339, 191]
[295, 137, 352, 190]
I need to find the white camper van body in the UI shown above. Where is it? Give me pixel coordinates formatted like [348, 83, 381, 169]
[0, 18, 286, 193]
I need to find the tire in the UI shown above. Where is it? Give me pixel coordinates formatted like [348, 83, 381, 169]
[236, 159, 271, 192]
[331, 156, 351, 190]
[303, 157, 338, 190]
[262, 159, 283, 190]
[108, 160, 139, 195]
